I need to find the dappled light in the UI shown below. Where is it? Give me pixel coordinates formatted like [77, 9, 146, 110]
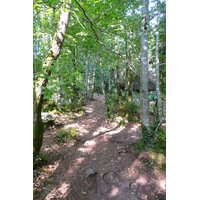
[33, 0, 166, 198]
[33, 93, 165, 200]
[136, 176, 148, 185]
[45, 182, 70, 200]
[67, 157, 85, 176]
[109, 186, 120, 197]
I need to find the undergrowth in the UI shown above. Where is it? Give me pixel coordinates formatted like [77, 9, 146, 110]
[54, 127, 78, 143]
[132, 120, 166, 172]
[105, 93, 140, 124]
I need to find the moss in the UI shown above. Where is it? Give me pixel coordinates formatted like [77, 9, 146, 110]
[33, 118, 44, 163]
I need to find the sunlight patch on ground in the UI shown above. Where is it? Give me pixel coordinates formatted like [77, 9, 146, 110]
[66, 157, 85, 176]
[136, 176, 147, 185]
[93, 127, 108, 136]
[85, 107, 94, 113]
[130, 135, 140, 140]
[109, 186, 120, 197]
[106, 127, 125, 135]
[159, 180, 166, 191]
[45, 182, 70, 200]
[93, 126, 125, 136]
[64, 123, 78, 129]
[130, 123, 141, 132]
[84, 140, 96, 146]
[78, 146, 93, 154]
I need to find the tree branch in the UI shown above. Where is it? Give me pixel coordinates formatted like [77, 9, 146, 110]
[74, 0, 139, 77]
[74, 0, 99, 41]
[155, 117, 165, 133]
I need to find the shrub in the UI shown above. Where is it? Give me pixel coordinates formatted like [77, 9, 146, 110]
[54, 127, 78, 143]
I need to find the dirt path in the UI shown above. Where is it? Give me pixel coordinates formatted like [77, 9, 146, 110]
[34, 94, 166, 200]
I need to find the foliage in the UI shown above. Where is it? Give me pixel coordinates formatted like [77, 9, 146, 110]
[140, 122, 166, 155]
[54, 127, 78, 143]
[105, 93, 140, 123]
[33, 0, 166, 160]
[34, 152, 48, 168]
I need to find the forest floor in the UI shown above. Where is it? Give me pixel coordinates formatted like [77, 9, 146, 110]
[33, 94, 166, 200]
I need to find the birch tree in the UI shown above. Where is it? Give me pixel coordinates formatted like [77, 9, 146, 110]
[156, 6, 163, 121]
[91, 52, 99, 99]
[140, 0, 150, 131]
[99, 29, 105, 96]
[33, 0, 71, 160]
[85, 48, 91, 98]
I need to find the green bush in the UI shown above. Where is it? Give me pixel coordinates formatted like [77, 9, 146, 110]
[141, 123, 166, 155]
[105, 93, 140, 123]
[54, 127, 78, 143]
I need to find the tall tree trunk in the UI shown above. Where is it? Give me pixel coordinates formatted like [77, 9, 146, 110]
[99, 29, 105, 96]
[140, 0, 150, 131]
[156, 10, 163, 121]
[114, 36, 122, 102]
[128, 30, 134, 102]
[85, 48, 91, 98]
[109, 43, 113, 94]
[33, 1, 71, 161]
[91, 52, 99, 99]
[72, 46, 77, 69]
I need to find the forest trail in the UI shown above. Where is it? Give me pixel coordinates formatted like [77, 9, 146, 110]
[34, 94, 166, 200]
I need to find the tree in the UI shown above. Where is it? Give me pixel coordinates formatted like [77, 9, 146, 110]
[140, 0, 150, 131]
[33, 0, 71, 161]
[155, 2, 163, 121]
[85, 48, 91, 98]
[99, 28, 105, 96]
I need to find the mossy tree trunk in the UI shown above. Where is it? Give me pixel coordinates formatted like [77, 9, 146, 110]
[33, 1, 71, 162]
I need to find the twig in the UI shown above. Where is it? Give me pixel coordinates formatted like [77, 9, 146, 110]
[72, 11, 85, 29]
[155, 117, 165, 133]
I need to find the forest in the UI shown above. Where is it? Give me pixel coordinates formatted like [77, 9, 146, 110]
[33, 0, 166, 199]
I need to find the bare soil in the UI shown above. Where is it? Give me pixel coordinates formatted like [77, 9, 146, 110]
[34, 94, 166, 200]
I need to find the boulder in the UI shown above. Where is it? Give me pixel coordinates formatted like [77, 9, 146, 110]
[41, 112, 55, 126]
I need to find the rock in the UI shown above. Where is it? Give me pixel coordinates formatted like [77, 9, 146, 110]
[41, 112, 55, 126]
[85, 168, 97, 178]
[81, 191, 87, 195]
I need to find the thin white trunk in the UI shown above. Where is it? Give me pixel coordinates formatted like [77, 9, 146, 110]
[85, 48, 91, 97]
[91, 52, 99, 98]
[99, 28, 105, 96]
[140, 0, 150, 131]
[156, 8, 163, 121]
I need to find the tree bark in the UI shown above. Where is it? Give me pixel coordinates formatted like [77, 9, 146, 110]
[85, 48, 91, 98]
[99, 29, 105, 96]
[140, 0, 150, 131]
[156, 10, 163, 121]
[114, 36, 122, 102]
[127, 31, 134, 102]
[33, 0, 71, 161]
[91, 52, 99, 99]
[109, 43, 113, 94]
